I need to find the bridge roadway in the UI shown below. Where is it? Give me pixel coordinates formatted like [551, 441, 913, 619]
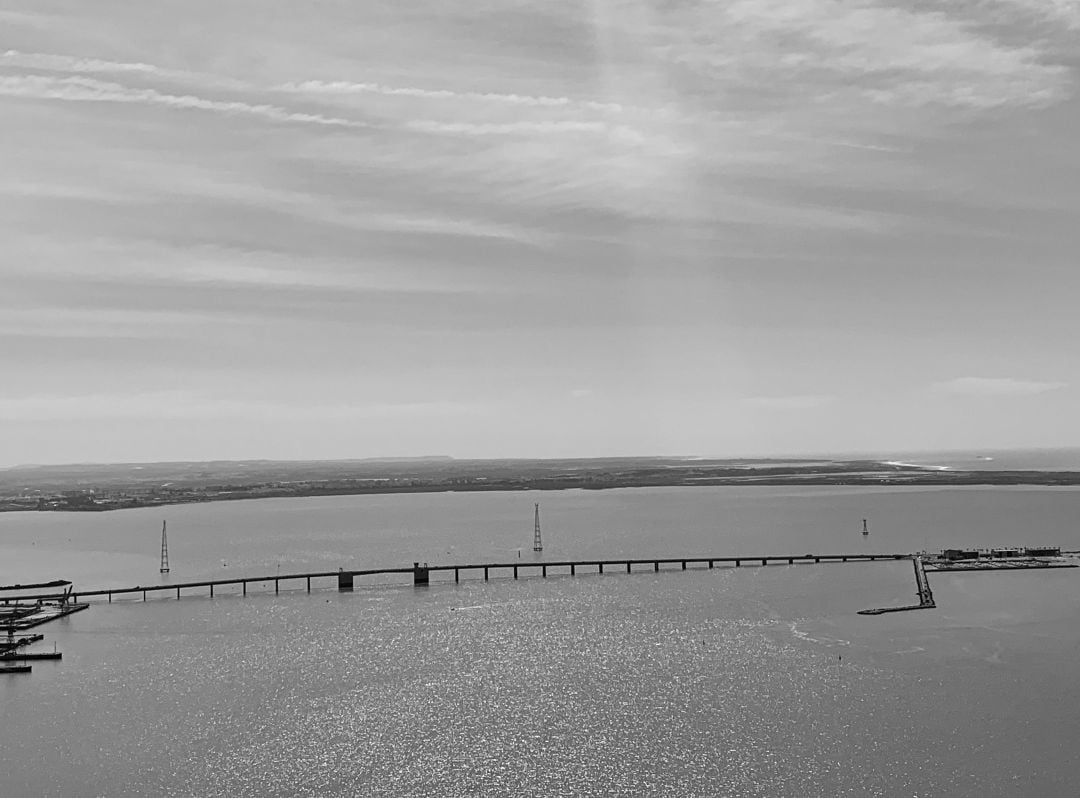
[58, 553, 911, 603]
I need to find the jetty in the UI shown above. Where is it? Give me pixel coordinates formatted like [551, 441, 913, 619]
[858, 556, 936, 615]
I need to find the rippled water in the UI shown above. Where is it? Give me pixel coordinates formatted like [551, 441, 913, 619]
[2, 486, 1080, 796]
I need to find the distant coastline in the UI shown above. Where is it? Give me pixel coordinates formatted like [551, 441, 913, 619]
[5, 456, 1080, 513]
[881, 460, 952, 471]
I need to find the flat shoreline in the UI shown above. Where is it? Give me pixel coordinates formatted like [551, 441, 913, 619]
[7, 457, 1080, 513]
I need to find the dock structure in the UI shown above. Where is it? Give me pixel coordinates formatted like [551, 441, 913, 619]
[0, 651, 62, 661]
[61, 553, 911, 603]
[0, 602, 89, 632]
[858, 556, 936, 615]
[923, 559, 1076, 572]
[1, 578, 89, 633]
[0, 634, 44, 655]
[0, 632, 61, 671]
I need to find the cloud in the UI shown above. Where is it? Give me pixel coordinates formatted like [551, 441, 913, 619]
[746, 395, 835, 410]
[992, 0, 1080, 32]
[405, 119, 609, 136]
[0, 74, 367, 128]
[0, 307, 237, 340]
[4, 49, 169, 78]
[0, 392, 488, 422]
[11, 239, 495, 297]
[278, 79, 629, 114]
[644, 0, 1071, 111]
[0, 48, 252, 91]
[934, 377, 1065, 396]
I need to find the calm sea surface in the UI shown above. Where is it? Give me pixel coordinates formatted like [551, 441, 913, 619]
[3, 485, 1080, 797]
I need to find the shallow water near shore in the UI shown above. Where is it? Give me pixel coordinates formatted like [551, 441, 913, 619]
[2, 486, 1080, 796]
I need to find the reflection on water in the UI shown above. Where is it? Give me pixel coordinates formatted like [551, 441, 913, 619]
[2, 487, 1080, 796]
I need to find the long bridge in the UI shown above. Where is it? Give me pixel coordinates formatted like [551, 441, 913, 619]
[52, 552, 912, 603]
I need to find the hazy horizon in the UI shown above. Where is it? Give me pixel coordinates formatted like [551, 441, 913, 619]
[4, 2, 1080, 465]
[6, 445, 1080, 471]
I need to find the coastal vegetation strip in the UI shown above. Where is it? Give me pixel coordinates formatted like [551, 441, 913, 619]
[4, 457, 1080, 513]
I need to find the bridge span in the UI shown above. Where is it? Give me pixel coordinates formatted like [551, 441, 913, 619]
[59, 553, 912, 603]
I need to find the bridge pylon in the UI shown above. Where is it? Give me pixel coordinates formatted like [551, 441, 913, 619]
[533, 503, 543, 552]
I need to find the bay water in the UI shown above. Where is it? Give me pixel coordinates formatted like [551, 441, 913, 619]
[2, 485, 1080, 796]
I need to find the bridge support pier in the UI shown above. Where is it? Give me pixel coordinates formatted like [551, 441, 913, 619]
[682, 561, 687, 570]
[542, 565, 546, 578]
[414, 563, 429, 586]
[598, 563, 604, 574]
[513, 566, 518, 580]
[735, 559, 740, 567]
[210, 584, 214, 598]
[338, 570, 354, 592]
[454, 569, 459, 583]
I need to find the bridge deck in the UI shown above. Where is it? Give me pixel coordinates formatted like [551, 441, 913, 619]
[62, 553, 911, 603]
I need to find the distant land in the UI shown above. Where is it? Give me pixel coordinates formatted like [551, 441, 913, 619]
[4, 456, 1080, 513]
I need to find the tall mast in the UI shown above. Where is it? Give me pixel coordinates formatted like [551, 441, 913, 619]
[159, 520, 170, 573]
[533, 503, 543, 552]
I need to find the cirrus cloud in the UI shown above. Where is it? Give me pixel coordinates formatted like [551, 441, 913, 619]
[934, 377, 1066, 396]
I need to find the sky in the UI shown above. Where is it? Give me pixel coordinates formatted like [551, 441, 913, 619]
[2, 0, 1079, 466]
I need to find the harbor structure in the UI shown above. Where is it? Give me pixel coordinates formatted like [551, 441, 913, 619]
[936, 546, 1062, 562]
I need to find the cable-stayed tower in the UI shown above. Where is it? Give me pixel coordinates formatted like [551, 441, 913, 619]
[159, 520, 170, 573]
[533, 503, 543, 552]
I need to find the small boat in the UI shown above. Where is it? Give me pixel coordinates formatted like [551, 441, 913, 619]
[862, 518, 869, 536]
[0, 664, 32, 674]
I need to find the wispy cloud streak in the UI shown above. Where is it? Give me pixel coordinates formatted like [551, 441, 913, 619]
[934, 377, 1065, 396]
[0, 74, 368, 128]
[1, 49, 250, 90]
[279, 79, 629, 114]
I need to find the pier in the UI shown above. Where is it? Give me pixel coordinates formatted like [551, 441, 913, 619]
[0, 602, 88, 632]
[858, 556, 936, 615]
[0, 633, 58, 672]
[1, 634, 43, 655]
[60, 553, 911, 603]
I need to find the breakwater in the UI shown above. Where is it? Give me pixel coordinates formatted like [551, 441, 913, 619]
[857, 556, 936, 615]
